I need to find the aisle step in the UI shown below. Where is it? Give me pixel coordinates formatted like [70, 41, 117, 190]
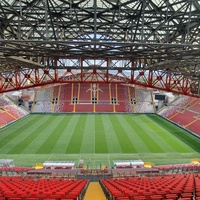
[84, 182, 106, 200]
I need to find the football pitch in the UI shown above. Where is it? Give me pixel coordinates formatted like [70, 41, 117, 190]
[0, 113, 199, 168]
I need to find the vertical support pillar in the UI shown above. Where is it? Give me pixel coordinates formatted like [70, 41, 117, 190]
[130, 59, 135, 83]
[198, 79, 200, 94]
[0, 74, 2, 92]
[35, 68, 40, 84]
[15, 70, 21, 89]
[106, 58, 110, 83]
[54, 57, 58, 81]
[80, 57, 83, 82]
[148, 69, 153, 86]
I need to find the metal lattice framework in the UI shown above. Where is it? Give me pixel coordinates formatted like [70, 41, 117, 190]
[0, 0, 200, 96]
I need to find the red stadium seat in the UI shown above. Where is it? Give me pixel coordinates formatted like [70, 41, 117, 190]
[0, 177, 88, 200]
[101, 174, 197, 200]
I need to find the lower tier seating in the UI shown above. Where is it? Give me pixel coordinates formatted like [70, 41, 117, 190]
[101, 173, 200, 200]
[0, 176, 88, 200]
[1, 173, 200, 199]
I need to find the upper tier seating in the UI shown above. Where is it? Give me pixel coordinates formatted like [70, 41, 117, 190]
[135, 88, 154, 113]
[158, 95, 200, 136]
[32, 83, 155, 113]
[158, 95, 193, 118]
[186, 98, 200, 113]
[0, 95, 29, 128]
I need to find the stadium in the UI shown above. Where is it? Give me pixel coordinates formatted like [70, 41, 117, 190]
[0, 0, 200, 199]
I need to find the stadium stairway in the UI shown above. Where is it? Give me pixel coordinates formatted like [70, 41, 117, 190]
[84, 182, 106, 200]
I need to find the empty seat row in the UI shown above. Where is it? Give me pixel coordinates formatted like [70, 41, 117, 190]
[0, 177, 88, 200]
[101, 174, 200, 200]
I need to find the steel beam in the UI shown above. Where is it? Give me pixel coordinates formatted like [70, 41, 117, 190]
[0, 64, 199, 98]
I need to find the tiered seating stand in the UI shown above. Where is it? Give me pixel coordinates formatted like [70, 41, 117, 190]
[0, 176, 88, 200]
[101, 173, 200, 200]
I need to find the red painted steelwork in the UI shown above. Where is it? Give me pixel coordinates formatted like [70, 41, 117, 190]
[0, 68, 199, 98]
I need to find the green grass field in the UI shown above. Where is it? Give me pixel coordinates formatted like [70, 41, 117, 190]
[0, 113, 199, 168]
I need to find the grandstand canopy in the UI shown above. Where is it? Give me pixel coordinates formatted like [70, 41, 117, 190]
[0, 0, 200, 95]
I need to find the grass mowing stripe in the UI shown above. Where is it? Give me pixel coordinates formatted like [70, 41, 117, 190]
[121, 114, 150, 153]
[114, 114, 137, 153]
[7, 115, 55, 154]
[147, 114, 200, 152]
[0, 114, 43, 149]
[0, 113, 199, 167]
[0, 115, 51, 153]
[108, 114, 135, 153]
[102, 115, 123, 153]
[65, 114, 87, 153]
[141, 114, 195, 152]
[50, 114, 80, 154]
[130, 115, 165, 153]
[80, 115, 95, 153]
[95, 114, 108, 153]
[36, 115, 70, 154]
[22, 115, 64, 154]
[138, 115, 180, 152]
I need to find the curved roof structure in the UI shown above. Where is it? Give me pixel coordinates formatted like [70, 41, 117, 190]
[0, 0, 199, 95]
